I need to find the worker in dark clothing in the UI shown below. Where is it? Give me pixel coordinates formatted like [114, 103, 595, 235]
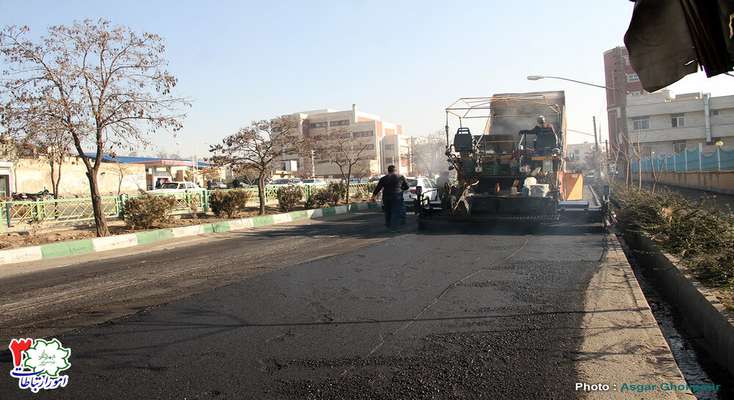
[530, 115, 559, 153]
[370, 165, 409, 229]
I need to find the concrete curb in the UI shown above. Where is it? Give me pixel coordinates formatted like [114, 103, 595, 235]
[0, 202, 377, 266]
[577, 233, 694, 399]
[622, 230, 734, 378]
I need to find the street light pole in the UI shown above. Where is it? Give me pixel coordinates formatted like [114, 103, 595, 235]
[526, 75, 611, 90]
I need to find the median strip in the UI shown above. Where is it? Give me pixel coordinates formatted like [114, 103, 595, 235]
[0, 202, 375, 266]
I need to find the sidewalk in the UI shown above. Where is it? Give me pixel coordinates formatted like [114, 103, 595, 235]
[576, 233, 695, 399]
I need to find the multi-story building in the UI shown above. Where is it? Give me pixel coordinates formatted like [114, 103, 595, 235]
[381, 133, 412, 175]
[626, 90, 734, 156]
[280, 105, 411, 178]
[566, 142, 597, 169]
[604, 46, 647, 158]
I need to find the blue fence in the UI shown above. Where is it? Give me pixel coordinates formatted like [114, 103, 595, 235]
[631, 147, 734, 173]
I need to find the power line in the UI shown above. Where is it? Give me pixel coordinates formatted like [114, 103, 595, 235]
[567, 128, 596, 137]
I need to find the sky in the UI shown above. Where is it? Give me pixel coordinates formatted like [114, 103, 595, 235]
[2, 0, 733, 158]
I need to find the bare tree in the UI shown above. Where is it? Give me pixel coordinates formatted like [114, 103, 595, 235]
[41, 129, 71, 199]
[315, 129, 370, 204]
[411, 132, 446, 177]
[0, 20, 188, 236]
[209, 117, 298, 215]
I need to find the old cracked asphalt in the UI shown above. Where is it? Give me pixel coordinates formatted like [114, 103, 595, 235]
[0, 212, 648, 399]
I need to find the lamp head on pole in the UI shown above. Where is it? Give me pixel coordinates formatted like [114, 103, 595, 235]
[526, 75, 543, 81]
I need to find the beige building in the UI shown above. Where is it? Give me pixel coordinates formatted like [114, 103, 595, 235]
[8, 157, 147, 197]
[281, 105, 411, 178]
[627, 90, 734, 156]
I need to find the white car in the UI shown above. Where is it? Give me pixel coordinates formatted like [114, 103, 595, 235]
[148, 181, 203, 194]
[269, 178, 303, 186]
[403, 177, 439, 207]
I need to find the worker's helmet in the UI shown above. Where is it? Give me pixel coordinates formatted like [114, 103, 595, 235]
[537, 115, 546, 125]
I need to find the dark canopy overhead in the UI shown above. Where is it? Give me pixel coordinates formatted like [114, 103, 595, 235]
[624, 0, 734, 92]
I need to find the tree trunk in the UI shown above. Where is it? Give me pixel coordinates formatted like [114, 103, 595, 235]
[86, 167, 110, 237]
[258, 173, 266, 215]
[49, 159, 60, 199]
[117, 163, 124, 196]
[345, 166, 352, 205]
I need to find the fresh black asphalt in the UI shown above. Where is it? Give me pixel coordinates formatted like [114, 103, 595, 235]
[0, 213, 606, 399]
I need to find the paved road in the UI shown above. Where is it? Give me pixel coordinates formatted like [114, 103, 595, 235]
[0, 213, 684, 399]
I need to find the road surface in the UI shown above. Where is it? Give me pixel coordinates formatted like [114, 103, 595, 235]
[0, 212, 692, 399]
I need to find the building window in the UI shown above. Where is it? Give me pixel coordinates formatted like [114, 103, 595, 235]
[384, 144, 394, 150]
[626, 73, 640, 82]
[671, 113, 685, 128]
[329, 119, 350, 127]
[352, 130, 373, 138]
[712, 110, 720, 116]
[385, 157, 394, 164]
[632, 116, 650, 130]
[673, 141, 686, 153]
[309, 122, 328, 129]
[628, 91, 642, 96]
[364, 144, 374, 150]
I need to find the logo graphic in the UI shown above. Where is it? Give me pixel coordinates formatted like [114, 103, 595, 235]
[8, 338, 71, 393]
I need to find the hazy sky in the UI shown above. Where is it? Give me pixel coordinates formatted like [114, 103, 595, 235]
[2, 0, 733, 157]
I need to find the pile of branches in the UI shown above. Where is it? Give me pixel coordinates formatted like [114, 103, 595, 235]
[613, 185, 734, 287]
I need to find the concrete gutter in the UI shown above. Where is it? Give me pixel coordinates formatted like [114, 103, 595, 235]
[622, 230, 734, 379]
[0, 202, 379, 266]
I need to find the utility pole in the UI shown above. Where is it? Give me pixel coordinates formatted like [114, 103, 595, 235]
[310, 149, 316, 178]
[593, 116, 600, 176]
[593, 116, 599, 153]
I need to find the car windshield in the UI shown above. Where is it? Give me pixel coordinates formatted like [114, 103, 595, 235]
[407, 179, 418, 187]
[160, 183, 179, 189]
[272, 179, 290, 184]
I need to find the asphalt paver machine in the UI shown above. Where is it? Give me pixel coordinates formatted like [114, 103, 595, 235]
[416, 91, 602, 227]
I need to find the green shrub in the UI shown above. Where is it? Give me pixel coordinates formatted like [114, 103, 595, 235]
[277, 185, 303, 212]
[312, 183, 344, 207]
[209, 189, 251, 218]
[123, 194, 177, 229]
[329, 182, 347, 201]
[304, 195, 316, 209]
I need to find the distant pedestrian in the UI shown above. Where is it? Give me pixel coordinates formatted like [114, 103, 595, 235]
[370, 165, 409, 229]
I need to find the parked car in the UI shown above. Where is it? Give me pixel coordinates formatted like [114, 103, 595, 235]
[269, 178, 303, 186]
[302, 178, 327, 186]
[403, 176, 439, 208]
[207, 180, 228, 190]
[148, 181, 203, 194]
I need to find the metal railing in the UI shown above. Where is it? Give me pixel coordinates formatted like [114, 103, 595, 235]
[631, 146, 734, 173]
[0, 182, 375, 230]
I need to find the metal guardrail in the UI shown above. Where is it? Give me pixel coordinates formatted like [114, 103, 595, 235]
[0, 182, 375, 230]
